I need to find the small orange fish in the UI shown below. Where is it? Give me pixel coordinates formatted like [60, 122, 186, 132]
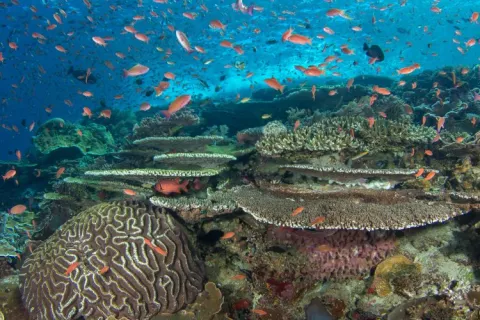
[456, 137, 464, 143]
[56, 167, 65, 179]
[10, 204, 26, 214]
[294, 120, 300, 132]
[367, 117, 375, 128]
[64, 261, 80, 276]
[123, 189, 136, 196]
[311, 216, 326, 226]
[221, 232, 235, 240]
[424, 171, 436, 181]
[252, 309, 268, 316]
[231, 274, 246, 280]
[437, 117, 445, 132]
[291, 206, 304, 217]
[311, 85, 316, 101]
[424, 150, 433, 156]
[472, 117, 477, 127]
[99, 266, 109, 275]
[15, 150, 21, 161]
[414, 168, 424, 178]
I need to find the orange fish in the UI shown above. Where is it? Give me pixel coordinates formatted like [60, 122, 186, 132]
[99, 266, 109, 275]
[264, 77, 285, 93]
[367, 117, 375, 128]
[424, 171, 436, 181]
[123, 189, 136, 196]
[252, 309, 268, 316]
[294, 120, 300, 132]
[231, 274, 246, 280]
[221, 232, 235, 240]
[82, 107, 92, 118]
[456, 137, 464, 143]
[123, 64, 149, 77]
[281, 28, 293, 42]
[64, 261, 80, 276]
[424, 150, 433, 156]
[10, 204, 26, 214]
[291, 206, 304, 217]
[56, 167, 65, 179]
[326, 8, 352, 20]
[144, 237, 167, 256]
[288, 34, 312, 45]
[372, 85, 391, 95]
[310, 216, 326, 226]
[397, 63, 420, 75]
[154, 178, 188, 195]
[209, 20, 227, 30]
[164, 72, 175, 80]
[311, 85, 316, 101]
[162, 95, 191, 119]
[15, 150, 21, 161]
[437, 117, 445, 132]
[3, 169, 16, 181]
[99, 109, 112, 119]
[346, 78, 354, 91]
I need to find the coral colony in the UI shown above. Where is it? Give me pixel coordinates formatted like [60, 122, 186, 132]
[0, 1, 480, 319]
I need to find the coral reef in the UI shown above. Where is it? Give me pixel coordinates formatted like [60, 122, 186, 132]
[228, 185, 464, 230]
[256, 116, 436, 159]
[150, 189, 237, 223]
[154, 282, 226, 319]
[33, 118, 115, 160]
[153, 153, 236, 169]
[133, 136, 225, 152]
[19, 201, 205, 320]
[84, 168, 224, 178]
[133, 110, 200, 139]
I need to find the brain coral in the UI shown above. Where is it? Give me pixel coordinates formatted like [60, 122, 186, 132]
[19, 201, 205, 320]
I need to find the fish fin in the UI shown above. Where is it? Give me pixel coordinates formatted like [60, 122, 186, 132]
[161, 110, 171, 119]
[280, 85, 285, 94]
[180, 179, 189, 192]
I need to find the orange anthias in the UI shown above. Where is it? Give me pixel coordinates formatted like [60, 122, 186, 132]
[162, 95, 191, 119]
[154, 178, 188, 195]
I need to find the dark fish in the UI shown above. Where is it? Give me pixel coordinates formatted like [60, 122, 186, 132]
[145, 89, 154, 97]
[21, 119, 26, 127]
[363, 43, 384, 62]
[135, 79, 143, 85]
[397, 27, 410, 34]
[215, 85, 221, 92]
[219, 75, 226, 81]
[67, 66, 97, 84]
[266, 39, 277, 45]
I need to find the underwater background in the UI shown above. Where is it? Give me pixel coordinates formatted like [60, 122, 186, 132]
[1, 0, 480, 319]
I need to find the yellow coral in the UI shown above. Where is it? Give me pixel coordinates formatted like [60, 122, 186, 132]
[372, 254, 421, 297]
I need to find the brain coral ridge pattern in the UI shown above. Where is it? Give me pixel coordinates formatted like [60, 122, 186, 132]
[19, 201, 205, 320]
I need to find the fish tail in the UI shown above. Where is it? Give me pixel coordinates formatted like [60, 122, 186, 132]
[180, 180, 189, 192]
[161, 110, 171, 119]
[280, 85, 285, 94]
[122, 69, 129, 78]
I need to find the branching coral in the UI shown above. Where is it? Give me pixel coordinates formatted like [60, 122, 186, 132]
[153, 153, 236, 169]
[133, 110, 200, 139]
[256, 116, 436, 158]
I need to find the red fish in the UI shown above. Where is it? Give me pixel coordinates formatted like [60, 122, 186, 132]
[154, 178, 188, 195]
[162, 95, 191, 119]
[10, 204, 26, 214]
[175, 30, 193, 53]
[64, 261, 80, 275]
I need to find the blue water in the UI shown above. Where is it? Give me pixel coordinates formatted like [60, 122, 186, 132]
[0, 0, 478, 160]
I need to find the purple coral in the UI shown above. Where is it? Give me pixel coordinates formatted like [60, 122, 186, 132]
[267, 227, 396, 279]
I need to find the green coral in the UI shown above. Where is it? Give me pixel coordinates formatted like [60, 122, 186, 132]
[256, 116, 436, 158]
[33, 118, 115, 157]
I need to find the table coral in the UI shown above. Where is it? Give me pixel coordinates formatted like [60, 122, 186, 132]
[19, 201, 205, 320]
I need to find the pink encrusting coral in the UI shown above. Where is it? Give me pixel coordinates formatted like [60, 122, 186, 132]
[267, 227, 396, 280]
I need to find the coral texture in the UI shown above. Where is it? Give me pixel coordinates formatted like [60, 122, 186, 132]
[84, 168, 223, 178]
[229, 186, 464, 230]
[153, 153, 236, 168]
[33, 118, 115, 157]
[266, 228, 396, 280]
[133, 110, 200, 139]
[256, 116, 436, 158]
[19, 201, 205, 320]
[133, 136, 225, 152]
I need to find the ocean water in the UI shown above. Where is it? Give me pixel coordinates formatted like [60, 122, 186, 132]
[1, 0, 480, 319]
